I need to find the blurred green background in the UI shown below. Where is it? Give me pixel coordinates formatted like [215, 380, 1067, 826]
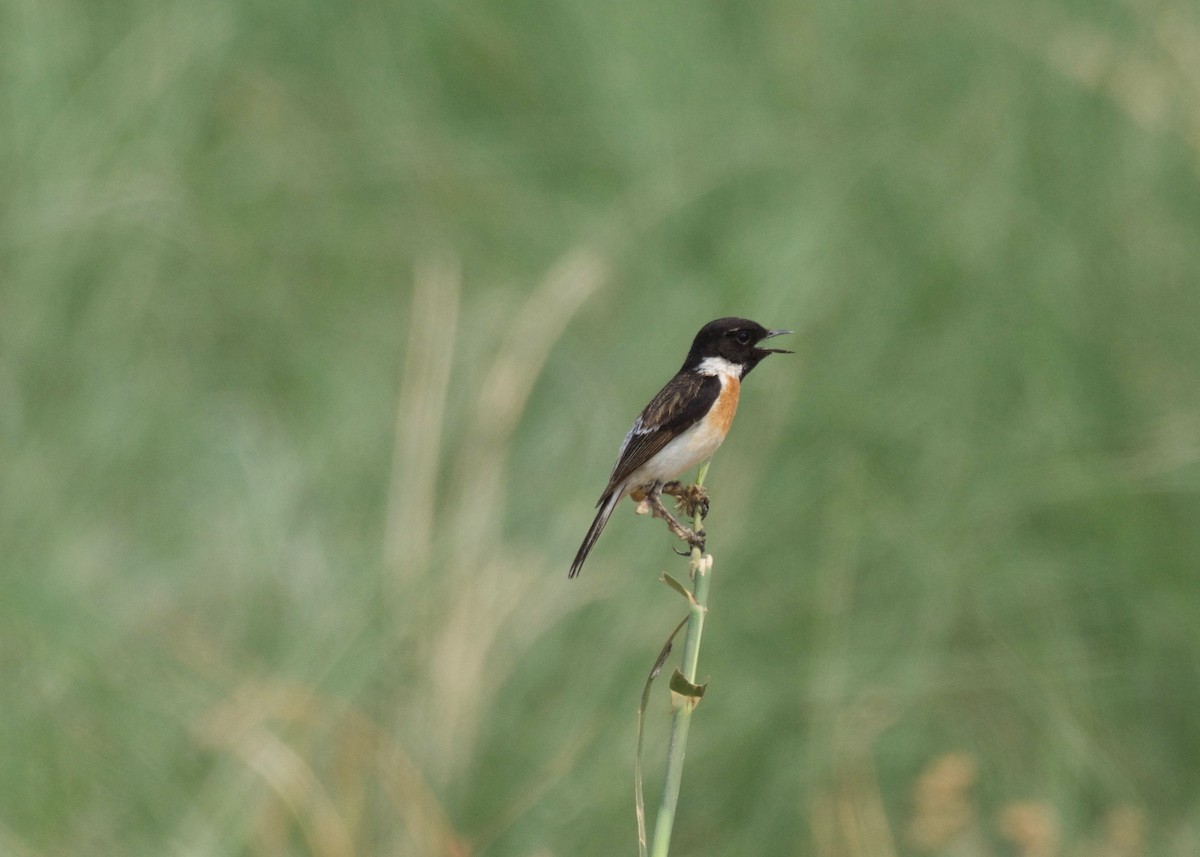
[4, 0, 1200, 854]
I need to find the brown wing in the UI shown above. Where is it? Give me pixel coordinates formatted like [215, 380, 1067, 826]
[601, 372, 721, 496]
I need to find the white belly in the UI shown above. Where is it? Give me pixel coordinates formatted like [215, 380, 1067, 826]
[626, 411, 728, 487]
[615, 366, 741, 494]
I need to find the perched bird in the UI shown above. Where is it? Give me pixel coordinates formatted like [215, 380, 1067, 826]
[569, 317, 791, 578]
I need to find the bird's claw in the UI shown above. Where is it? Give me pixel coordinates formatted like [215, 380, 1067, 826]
[662, 481, 710, 519]
[671, 527, 706, 556]
[644, 483, 708, 552]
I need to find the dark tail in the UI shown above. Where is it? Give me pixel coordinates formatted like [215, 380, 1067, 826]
[569, 490, 622, 578]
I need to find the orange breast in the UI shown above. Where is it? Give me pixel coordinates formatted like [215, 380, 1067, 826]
[711, 374, 740, 434]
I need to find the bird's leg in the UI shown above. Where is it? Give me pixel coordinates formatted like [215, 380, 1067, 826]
[645, 482, 706, 551]
[661, 480, 710, 520]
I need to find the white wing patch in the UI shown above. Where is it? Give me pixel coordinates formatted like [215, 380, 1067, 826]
[614, 416, 653, 467]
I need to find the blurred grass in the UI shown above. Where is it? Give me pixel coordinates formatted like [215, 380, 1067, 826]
[3, 0, 1200, 854]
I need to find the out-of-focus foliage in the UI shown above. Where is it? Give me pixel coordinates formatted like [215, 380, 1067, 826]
[3, 0, 1199, 854]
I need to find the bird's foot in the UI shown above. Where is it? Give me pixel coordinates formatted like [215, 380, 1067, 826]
[662, 481, 710, 520]
[646, 483, 707, 552]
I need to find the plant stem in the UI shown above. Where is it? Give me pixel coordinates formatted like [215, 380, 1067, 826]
[649, 462, 712, 857]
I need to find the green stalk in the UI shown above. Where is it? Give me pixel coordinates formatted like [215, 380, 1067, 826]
[649, 461, 712, 857]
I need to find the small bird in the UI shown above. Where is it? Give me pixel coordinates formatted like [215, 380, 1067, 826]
[569, 317, 792, 578]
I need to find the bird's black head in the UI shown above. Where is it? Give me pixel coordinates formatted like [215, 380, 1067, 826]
[682, 317, 793, 378]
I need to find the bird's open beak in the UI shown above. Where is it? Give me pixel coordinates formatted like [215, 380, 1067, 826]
[757, 328, 794, 354]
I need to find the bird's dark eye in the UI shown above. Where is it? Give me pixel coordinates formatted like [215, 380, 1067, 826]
[733, 330, 752, 345]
